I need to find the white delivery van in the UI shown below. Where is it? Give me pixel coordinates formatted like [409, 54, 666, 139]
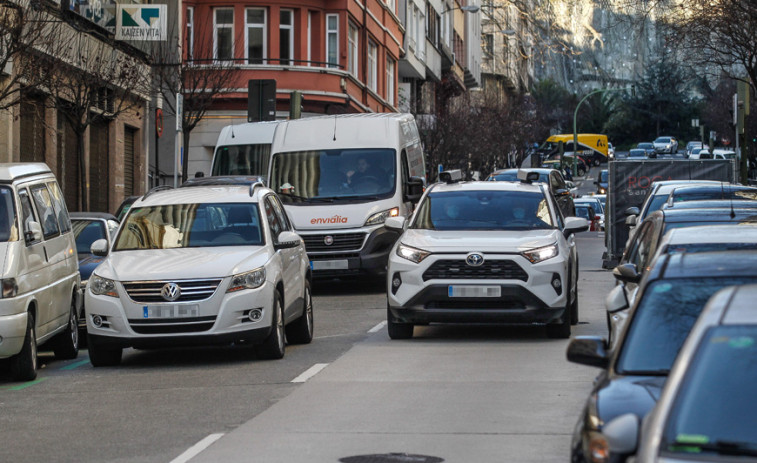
[0, 163, 81, 381]
[210, 121, 281, 179]
[268, 113, 426, 278]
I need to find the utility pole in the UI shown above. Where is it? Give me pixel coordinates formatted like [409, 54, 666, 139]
[574, 85, 634, 170]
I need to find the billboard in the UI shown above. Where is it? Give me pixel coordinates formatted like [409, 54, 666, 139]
[116, 5, 168, 41]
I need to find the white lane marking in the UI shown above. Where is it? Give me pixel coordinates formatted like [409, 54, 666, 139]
[368, 321, 387, 333]
[170, 433, 224, 463]
[291, 363, 329, 383]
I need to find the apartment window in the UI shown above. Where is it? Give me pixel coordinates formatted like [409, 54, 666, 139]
[280, 9, 294, 65]
[186, 7, 194, 60]
[367, 40, 377, 91]
[326, 14, 339, 68]
[417, 11, 425, 59]
[484, 33, 493, 56]
[246, 8, 266, 64]
[408, 6, 416, 50]
[426, 5, 439, 48]
[386, 57, 395, 106]
[348, 23, 359, 76]
[307, 12, 312, 65]
[214, 8, 234, 61]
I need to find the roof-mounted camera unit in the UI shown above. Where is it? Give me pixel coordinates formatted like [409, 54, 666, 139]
[439, 169, 463, 184]
[516, 169, 540, 184]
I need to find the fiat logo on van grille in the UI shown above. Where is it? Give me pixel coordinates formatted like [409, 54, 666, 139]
[466, 253, 485, 267]
[161, 283, 182, 302]
[324, 235, 334, 246]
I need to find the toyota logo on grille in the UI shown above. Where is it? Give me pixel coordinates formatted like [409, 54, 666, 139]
[324, 235, 334, 246]
[466, 253, 485, 267]
[161, 283, 181, 302]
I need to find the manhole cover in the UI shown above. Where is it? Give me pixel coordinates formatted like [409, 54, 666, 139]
[340, 453, 444, 463]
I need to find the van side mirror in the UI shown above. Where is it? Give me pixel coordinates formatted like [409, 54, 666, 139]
[24, 221, 43, 244]
[90, 238, 109, 257]
[405, 176, 425, 203]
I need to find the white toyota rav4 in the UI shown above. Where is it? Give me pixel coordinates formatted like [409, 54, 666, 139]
[85, 178, 313, 366]
[385, 171, 588, 339]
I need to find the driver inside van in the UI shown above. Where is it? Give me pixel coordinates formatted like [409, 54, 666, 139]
[348, 157, 384, 186]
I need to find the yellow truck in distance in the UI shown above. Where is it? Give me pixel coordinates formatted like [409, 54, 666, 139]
[539, 134, 609, 166]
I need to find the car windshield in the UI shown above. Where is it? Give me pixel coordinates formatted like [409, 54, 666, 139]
[72, 220, 107, 254]
[411, 190, 554, 231]
[655, 137, 671, 143]
[672, 187, 757, 203]
[270, 148, 396, 203]
[212, 144, 271, 176]
[641, 194, 670, 220]
[629, 149, 646, 157]
[661, 326, 757, 455]
[616, 277, 757, 375]
[0, 187, 18, 242]
[489, 172, 549, 183]
[664, 242, 757, 254]
[575, 206, 594, 220]
[638, 143, 653, 149]
[113, 203, 263, 250]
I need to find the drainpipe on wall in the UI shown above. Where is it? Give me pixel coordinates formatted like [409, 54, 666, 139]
[362, 0, 368, 108]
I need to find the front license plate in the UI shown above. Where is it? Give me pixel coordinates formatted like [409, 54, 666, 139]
[448, 285, 501, 298]
[143, 305, 200, 319]
[311, 260, 349, 270]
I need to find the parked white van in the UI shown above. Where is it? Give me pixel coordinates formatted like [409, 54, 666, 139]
[0, 163, 80, 381]
[268, 113, 426, 278]
[210, 121, 281, 178]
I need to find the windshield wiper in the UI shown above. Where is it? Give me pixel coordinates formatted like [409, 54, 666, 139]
[320, 195, 381, 201]
[671, 439, 757, 456]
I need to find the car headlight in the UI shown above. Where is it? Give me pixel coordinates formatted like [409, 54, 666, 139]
[228, 267, 266, 292]
[365, 208, 400, 226]
[90, 274, 118, 297]
[521, 243, 558, 263]
[1, 278, 17, 298]
[587, 431, 610, 463]
[396, 243, 430, 263]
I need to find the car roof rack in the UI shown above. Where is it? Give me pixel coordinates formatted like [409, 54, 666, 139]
[141, 185, 173, 200]
[179, 175, 267, 197]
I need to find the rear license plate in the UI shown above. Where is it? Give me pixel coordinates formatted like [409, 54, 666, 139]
[448, 285, 501, 298]
[311, 260, 349, 270]
[143, 305, 200, 319]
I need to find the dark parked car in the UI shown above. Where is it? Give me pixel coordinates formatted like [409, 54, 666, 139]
[664, 184, 757, 208]
[636, 142, 656, 157]
[594, 169, 608, 194]
[567, 251, 757, 463]
[486, 168, 575, 218]
[70, 212, 120, 334]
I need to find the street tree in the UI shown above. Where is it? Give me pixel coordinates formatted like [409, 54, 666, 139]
[42, 26, 151, 211]
[149, 16, 239, 183]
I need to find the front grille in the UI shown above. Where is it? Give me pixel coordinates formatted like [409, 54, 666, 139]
[423, 259, 529, 282]
[123, 279, 223, 303]
[302, 233, 366, 252]
[128, 316, 217, 334]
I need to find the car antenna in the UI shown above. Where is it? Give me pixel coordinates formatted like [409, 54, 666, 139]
[230, 121, 235, 138]
[332, 115, 337, 141]
[723, 181, 735, 219]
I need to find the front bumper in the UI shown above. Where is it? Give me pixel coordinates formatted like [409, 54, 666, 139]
[304, 226, 400, 278]
[84, 278, 277, 349]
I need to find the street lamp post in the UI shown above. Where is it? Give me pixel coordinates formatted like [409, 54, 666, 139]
[572, 85, 634, 170]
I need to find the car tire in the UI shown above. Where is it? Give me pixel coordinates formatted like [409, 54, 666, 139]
[285, 281, 313, 345]
[88, 335, 122, 367]
[387, 305, 413, 340]
[258, 291, 285, 360]
[53, 297, 80, 360]
[10, 312, 38, 381]
[546, 307, 571, 339]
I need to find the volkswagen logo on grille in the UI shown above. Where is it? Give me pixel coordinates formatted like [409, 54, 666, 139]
[161, 283, 181, 302]
[466, 253, 485, 267]
[324, 235, 334, 246]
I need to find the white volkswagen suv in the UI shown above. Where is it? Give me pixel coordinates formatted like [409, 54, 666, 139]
[385, 171, 588, 339]
[84, 178, 313, 366]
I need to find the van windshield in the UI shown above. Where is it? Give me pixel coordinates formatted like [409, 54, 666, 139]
[212, 144, 271, 176]
[113, 203, 263, 250]
[270, 149, 396, 203]
[0, 187, 18, 242]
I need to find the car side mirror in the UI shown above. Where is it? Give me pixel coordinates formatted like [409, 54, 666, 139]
[555, 188, 570, 197]
[605, 284, 629, 314]
[275, 231, 301, 250]
[624, 207, 640, 216]
[385, 216, 406, 231]
[613, 263, 641, 284]
[566, 336, 610, 369]
[563, 216, 589, 237]
[24, 221, 43, 244]
[90, 238, 109, 257]
[625, 215, 638, 226]
[603, 413, 640, 456]
[405, 176, 425, 203]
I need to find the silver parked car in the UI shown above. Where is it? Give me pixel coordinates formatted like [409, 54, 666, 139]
[653, 136, 678, 154]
